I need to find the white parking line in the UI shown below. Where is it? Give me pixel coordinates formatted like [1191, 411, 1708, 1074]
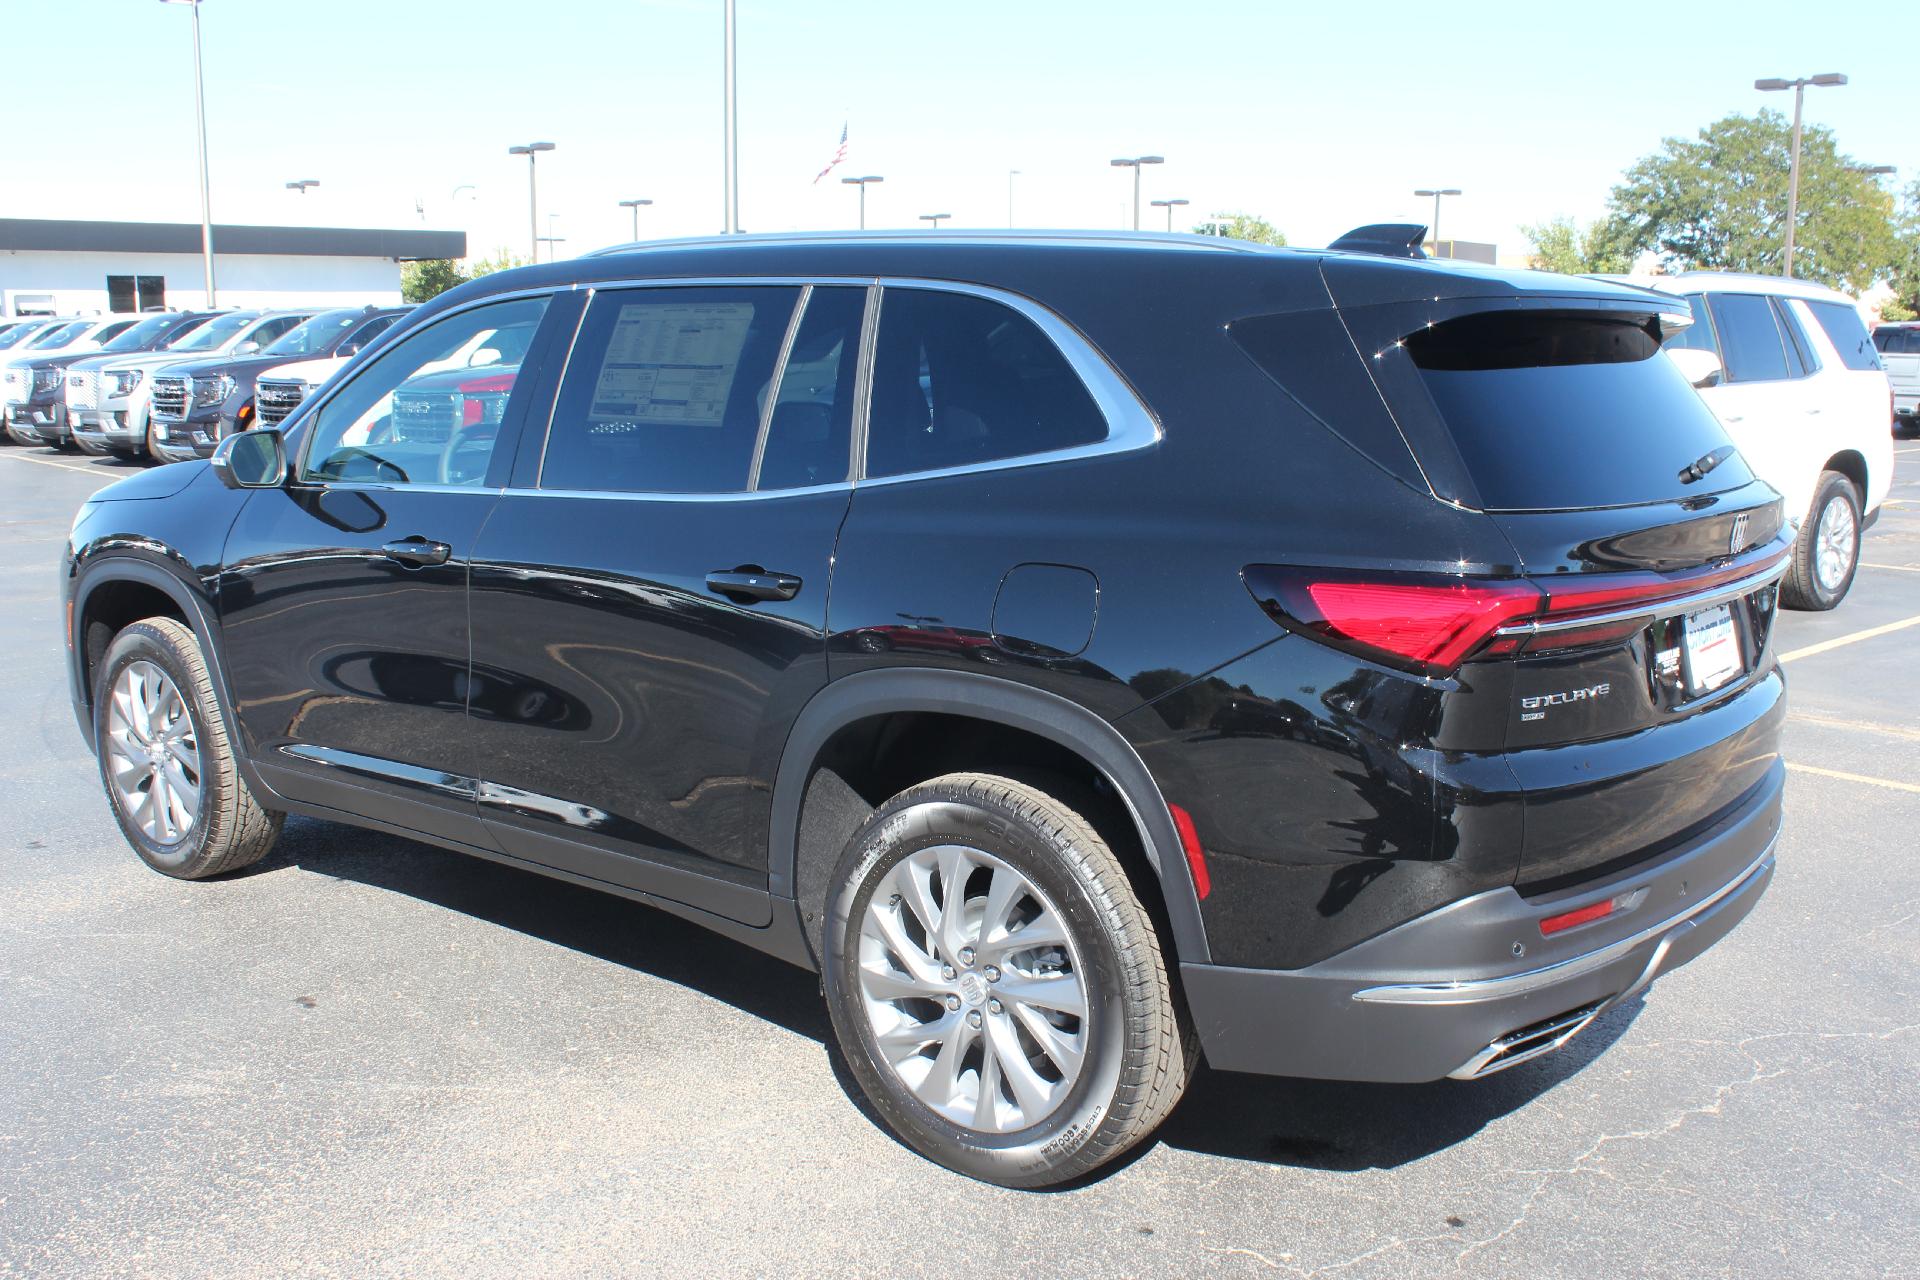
[1863, 563, 1920, 573]
[0, 450, 118, 477]
[1787, 762, 1920, 795]
[1778, 613, 1920, 663]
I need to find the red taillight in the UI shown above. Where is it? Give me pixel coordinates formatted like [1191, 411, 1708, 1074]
[1168, 803, 1210, 901]
[1244, 543, 1788, 676]
[1539, 897, 1616, 936]
[1245, 565, 1543, 674]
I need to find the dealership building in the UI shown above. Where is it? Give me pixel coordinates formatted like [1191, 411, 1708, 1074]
[0, 218, 465, 317]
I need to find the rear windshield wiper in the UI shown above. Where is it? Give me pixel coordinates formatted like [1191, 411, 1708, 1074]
[1679, 445, 1737, 484]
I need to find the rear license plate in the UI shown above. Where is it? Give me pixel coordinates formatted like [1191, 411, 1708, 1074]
[1683, 603, 1742, 693]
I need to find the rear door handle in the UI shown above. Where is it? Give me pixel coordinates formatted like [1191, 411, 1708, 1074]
[381, 537, 452, 568]
[706, 567, 802, 603]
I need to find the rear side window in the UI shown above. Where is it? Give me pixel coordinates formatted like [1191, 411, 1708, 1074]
[541, 286, 799, 494]
[1399, 310, 1753, 511]
[1806, 300, 1883, 370]
[1875, 327, 1920, 355]
[865, 288, 1106, 479]
[755, 286, 864, 490]
[1774, 299, 1819, 377]
[1707, 294, 1789, 382]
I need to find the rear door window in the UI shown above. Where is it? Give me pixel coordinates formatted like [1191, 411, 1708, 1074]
[1398, 310, 1754, 511]
[1706, 294, 1789, 382]
[1805, 300, 1883, 370]
[1773, 299, 1819, 376]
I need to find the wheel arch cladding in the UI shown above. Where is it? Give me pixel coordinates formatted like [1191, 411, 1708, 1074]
[772, 668, 1211, 968]
[71, 559, 239, 760]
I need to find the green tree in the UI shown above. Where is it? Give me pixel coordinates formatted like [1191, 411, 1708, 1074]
[400, 258, 467, 303]
[1891, 178, 1920, 316]
[1521, 215, 1635, 275]
[1605, 110, 1897, 290]
[1192, 213, 1286, 246]
[466, 249, 532, 279]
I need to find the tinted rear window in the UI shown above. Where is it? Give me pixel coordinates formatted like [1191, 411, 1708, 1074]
[1403, 311, 1753, 511]
[1875, 327, 1920, 355]
[1806, 300, 1881, 370]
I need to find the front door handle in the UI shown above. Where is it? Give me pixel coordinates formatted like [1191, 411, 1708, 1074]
[381, 537, 452, 568]
[706, 567, 802, 603]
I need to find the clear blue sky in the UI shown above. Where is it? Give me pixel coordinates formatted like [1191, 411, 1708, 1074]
[9, 0, 1915, 262]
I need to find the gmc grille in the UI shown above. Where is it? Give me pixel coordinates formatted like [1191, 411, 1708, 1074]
[255, 381, 306, 428]
[151, 376, 190, 421]
[389, 391, 458, 443]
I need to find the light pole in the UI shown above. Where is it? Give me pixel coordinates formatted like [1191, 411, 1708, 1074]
[842, 175, 884, 229]
[1413, 188, 1462, 257]
[507, 141, 556, 264]
[919, 213, 950, 229]
[159, 0, 216, 305]
[619, 197, 653, 240]
[1849, 163, 1896, 177]
[285, 179, 319, 196]
[1110, 155, 1164, 230]
[536, 213, 564, 263]
[721, 0, 739, 233]
[1008, 169, 1021, 227]
[1150, 197, 1189, 232]
[1755, 73, 1847, 277]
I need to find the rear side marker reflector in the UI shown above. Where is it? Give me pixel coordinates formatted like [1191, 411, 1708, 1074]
[1539, 897, 1617, 936]
[1168, 803, 1210, 900]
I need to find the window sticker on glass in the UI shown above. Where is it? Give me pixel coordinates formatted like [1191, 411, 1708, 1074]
[590, 302, 755, 427]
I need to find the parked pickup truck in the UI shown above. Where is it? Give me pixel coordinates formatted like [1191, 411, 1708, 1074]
[1875, 321, 1919, 436]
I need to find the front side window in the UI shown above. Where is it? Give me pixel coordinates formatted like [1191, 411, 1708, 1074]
[302, 296, 550, 487]
[341, 312, 401, 352]
[30, 322, 90, 349]
[864, 289, 1107, 479]
[1805, 300, 1883, 371]
[1706, 293, 1789, 383]
[540, 286, 799, 494]
[244, 314, 308, 351]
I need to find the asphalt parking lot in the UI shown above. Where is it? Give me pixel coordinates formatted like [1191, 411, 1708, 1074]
[1, 442, 1915, 1279]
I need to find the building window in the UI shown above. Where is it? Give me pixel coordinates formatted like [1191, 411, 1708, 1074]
[107, 276, 167, 313]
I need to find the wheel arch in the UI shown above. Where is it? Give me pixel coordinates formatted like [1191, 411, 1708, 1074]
[70, 557, 253, 779]
[1821, 450, 1868, 505]
[770, 668, 1211, 967]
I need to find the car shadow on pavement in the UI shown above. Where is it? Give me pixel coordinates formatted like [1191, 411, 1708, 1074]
[253, 815, 1643, 1183]
[257, 815, 833, 1043]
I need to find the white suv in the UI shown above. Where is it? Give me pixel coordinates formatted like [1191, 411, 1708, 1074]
[1628, 273, 1893, 610]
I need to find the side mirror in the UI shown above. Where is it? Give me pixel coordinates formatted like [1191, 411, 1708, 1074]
[233, 340, 261, 355]
[468, 347, 502, 367]
[1665, 347, 1724, 390]
[336, 341, 362, 358]
[211, 428, 287, 490]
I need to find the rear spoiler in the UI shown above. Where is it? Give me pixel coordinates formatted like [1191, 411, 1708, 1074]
[1327, 223, 1428, 260]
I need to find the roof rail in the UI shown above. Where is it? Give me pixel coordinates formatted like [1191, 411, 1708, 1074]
[1327, 223, 1429, 259]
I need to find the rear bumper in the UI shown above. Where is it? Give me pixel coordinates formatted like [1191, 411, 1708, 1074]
[1183, 759, 1782, 1082]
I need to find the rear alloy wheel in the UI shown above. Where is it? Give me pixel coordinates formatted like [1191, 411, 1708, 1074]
[1782, 470, 1861, 610]
[96, 618, 282, 878]
[823, 773, 1193, 1187]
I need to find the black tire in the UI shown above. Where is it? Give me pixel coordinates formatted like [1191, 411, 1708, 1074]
[1782, 470, 1862, 611]
[823, 772, 1193, 1187]
[95, 618, 283, 879]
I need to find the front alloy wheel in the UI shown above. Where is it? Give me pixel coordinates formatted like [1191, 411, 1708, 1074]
[104, 659, 204, 849]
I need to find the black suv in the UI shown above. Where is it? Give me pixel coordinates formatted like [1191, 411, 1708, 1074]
[63, 230, 1787, 1187]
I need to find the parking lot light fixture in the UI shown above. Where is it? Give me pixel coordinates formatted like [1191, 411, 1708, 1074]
[1413, 188, 1463, 257]
[1755, 73, 1848, 277]
[1111, 155, 1165, 230]
[918, 213, 951, 229]
[285, 180, 319, 196]
[1150, 197, 1190, 232]
[159, 0, 216, 306]
[618, 198, 654, 241]
[841, 175, 884, 230]
[508, 141, 557, 263]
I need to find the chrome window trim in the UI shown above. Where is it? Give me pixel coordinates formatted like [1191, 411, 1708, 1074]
[500, 480, 851, 504]
[848, 284, 883, 484]
[1352, 840, 1775, 1006]
[1492, 554, 1789, 640]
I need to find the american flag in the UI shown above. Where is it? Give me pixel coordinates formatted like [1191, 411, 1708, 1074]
[813, 122, 849, 184]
